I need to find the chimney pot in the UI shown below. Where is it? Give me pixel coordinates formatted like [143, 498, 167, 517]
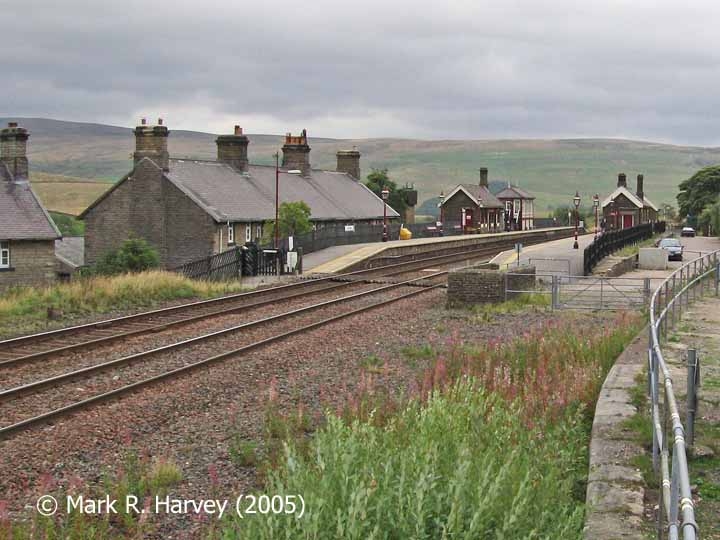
[617, 173, 627, 188]
[234, 125, 242, 135]
[141, 118, 147, 125]
[158, 118, 163, 125]
[282, 130, 311, 176]
[8, 122, 17, 128]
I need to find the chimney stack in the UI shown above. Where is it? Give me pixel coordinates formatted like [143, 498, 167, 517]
[216, 125, 249, 172]
[480, 167, 489, 187]
[617, 173, 627, 188]
[133, 118, 169, 171]
[0, 122, 29, 179]
[282, 129, 311, 176]
[636, 174, 644, 200]
[336, 148, 361, 180]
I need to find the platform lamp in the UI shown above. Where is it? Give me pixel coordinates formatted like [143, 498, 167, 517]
[592, 193, 600, 240]
[381, 186, 390, 242]
[573, 191, 581, 249]
[438, 191, 445, 232]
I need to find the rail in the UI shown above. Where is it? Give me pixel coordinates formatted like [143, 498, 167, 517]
[648, 247, 720, 539]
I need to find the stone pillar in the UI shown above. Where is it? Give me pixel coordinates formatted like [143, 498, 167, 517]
[282, 129, 311, 176]
[0, 122, 29, 179]
[216, 125, 249, 172]
[480, 167, 489, 187]
[133, 118, 170, 171]
[336, 149, 361, 180]
[617, 172, 627, 188]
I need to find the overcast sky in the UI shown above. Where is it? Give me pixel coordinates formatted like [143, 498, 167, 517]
[3, 0, 720, 144]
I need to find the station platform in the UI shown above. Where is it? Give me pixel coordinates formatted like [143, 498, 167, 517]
[489, 232, 595, 277]
[306, 227, 575, 274]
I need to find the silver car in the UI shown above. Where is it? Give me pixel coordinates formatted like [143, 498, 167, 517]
[659, 238, 683, 261]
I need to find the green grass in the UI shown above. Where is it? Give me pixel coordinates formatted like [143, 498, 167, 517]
[215, 311, 644, 539]
[0, 270, 245, 337]
[217, 382, 589, 540]
[50, 211, 85, 236]
[615, 235, 662, 258]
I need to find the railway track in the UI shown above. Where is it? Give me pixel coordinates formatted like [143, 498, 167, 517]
[0, 235, 559, 438]
[0, 243, 501, 367]
[0, 272, 447, 438]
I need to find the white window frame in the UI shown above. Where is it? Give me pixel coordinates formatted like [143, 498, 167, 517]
[0, 241, 9, 269]
[245, 224, 252, 242]
[256, 225, 262, 240]
[227, 222, 234, 244]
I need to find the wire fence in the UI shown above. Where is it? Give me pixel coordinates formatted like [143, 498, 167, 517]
[648, 248, 720, 539]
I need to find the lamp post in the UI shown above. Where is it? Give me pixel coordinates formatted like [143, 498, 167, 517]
[573, 191, 581, 249]
[274, 152, 280, 248]
[381, 187, 390, 242]
[609, 198, 616, 230]
[592, 193, 599, 240]
[438, 191, 445, 235]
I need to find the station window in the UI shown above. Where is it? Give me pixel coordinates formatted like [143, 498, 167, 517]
[245, 225, 252, 242]
[1, 241, 9, 268]
[227, 223, 234, 244]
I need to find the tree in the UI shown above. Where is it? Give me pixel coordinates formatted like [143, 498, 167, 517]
[365, 169, 408, 215]
[261, 201, 313, 244]
[698, 196, 720, 236]
[677, 165, 720, 220]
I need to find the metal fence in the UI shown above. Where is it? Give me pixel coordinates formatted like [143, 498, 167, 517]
[173, 244, 297, 280]
[583, 221, 666, 275]
[648, 248, 720, 539]
[504, 272, 651, 310]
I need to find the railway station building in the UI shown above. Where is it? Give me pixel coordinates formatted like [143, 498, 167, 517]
[601, 173, 658, 230]
[0, 122, 62, 290]
[81, 121, 399, 269]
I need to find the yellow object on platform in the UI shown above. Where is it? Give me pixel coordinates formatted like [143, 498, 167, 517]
[399, 227, 412, 240]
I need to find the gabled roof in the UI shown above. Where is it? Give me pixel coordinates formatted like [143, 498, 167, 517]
[642, 196, 658, 212]
[442, 183, 504, 208]
[0, 163, 61, 241]
[494, 185, 535, 200]
[601, 186, 644, 209]
[81, 158, 399, 222]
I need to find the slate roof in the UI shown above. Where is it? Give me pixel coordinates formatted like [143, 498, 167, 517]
[494, 185, 535, 200]
[0, 164, 60, 240]
[601, 186, 644, 209]
[443, 184, 504, 208]
[163, 159, 399, 222]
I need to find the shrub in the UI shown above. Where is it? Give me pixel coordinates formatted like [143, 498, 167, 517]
[92, 238, 160, 276]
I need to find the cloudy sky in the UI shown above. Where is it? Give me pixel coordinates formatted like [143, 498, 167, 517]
[3, 0, 720, 144]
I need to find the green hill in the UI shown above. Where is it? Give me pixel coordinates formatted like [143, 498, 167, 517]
[5, 118, 719, 215]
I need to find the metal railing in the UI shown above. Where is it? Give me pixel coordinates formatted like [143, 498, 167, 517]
[583, 221, 666, 275]
[648, 248, 720, 539]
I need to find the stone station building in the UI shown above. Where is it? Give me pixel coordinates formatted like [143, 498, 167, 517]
[0, 122, 61, 290]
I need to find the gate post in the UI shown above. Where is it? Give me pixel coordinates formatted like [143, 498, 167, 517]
[687, 348, 699, 449]
[643, 277, 651, 306]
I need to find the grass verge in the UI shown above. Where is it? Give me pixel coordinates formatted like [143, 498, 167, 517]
[0, 270, 245, 337]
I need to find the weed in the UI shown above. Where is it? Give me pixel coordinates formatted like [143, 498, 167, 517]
[229, 438, 258, 468]
[360, 354, 383, 371]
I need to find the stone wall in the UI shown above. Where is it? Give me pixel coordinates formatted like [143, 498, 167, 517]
[84, 159, 216, 269]
[0, 240, 57, 289]
[447, 264, 536, 307]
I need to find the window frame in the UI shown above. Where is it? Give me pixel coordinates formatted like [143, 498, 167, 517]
[245, 224, 252, 242]
[227, 222, 234, 244]
[0, 241, 9, 269]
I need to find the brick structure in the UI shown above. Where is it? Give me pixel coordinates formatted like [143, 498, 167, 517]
[0, 122, 61, 289]
[336, 149, 360, 180]
[282, 129, 311, 176]
[447, 264, 536, 307]
[82, 121, 398, 269]
[440, 167, 505, 233]
[601, 173, 658, 230]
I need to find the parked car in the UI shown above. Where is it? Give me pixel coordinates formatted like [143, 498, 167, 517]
[681, 227, 696, 237]
[658, 238, 684, 261]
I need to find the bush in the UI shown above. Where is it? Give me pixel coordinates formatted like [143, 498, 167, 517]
[93, 238, 160, 275]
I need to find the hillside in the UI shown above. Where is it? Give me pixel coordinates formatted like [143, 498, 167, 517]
[6, 118, 720, 215]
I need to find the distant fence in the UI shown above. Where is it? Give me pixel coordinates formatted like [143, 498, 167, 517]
[583, 221, 665, 275]
[293, 219, 562, 255]
[172, 244, 295, 281]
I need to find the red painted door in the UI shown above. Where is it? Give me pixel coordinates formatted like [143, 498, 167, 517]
[622, 214, 633, 229]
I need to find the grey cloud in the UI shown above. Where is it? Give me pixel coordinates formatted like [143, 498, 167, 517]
[2, 0, 720, 144]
